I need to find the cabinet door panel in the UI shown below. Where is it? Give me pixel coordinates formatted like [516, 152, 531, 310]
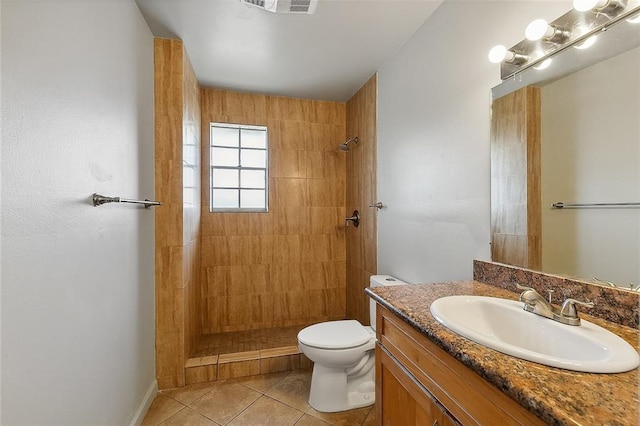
[378, 345, 448, 426]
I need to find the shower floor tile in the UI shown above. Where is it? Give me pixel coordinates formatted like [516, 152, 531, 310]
[193, 324, 311, 358]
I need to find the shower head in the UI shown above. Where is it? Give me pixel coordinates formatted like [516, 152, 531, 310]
[339, 137, 359, 151]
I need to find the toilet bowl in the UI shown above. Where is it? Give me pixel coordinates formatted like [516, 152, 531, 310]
[297, 275, 407, 413]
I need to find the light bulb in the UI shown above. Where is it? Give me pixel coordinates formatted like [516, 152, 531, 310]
[525, 19, 553, 41]
[573, 0, 608, 11]
[574, 35, 597, 49]
[488, 45, 508, 63]
[534, 58, 552, 70]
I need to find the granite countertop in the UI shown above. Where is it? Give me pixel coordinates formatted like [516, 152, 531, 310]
[366, 281, 640, 426]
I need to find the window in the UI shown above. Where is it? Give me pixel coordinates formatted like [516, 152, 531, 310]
[209, 123, 268, 212]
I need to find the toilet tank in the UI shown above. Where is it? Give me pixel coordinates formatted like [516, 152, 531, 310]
[369, 275, 408, 331]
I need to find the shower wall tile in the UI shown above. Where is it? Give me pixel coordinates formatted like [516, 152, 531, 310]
[272, 207, 309, 236]
[309, 207, 345, 235]
[156, 285, 185, 333]
[156, 203, 184, 247]
[271, 178, 309, 207]
[154, 38, 202, 390]
[306, 151, 345, 179]
[270, 150, 307, 179]
[200, 89, 346, 333]
[157, 330, 186, 378]
[308, 179, 345, 207]
[345, 75, 378, 325]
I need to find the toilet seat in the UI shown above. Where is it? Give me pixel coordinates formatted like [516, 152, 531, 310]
[298, 320, 371, 349]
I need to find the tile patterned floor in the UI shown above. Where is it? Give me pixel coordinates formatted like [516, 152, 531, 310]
[143, 369, 375, 426]
[193, 325, 310, 357]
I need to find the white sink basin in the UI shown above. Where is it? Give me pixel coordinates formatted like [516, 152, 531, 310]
[429, 295, 639, 373]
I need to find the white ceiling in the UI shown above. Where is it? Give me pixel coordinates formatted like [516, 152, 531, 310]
[135, 0, 443, 101]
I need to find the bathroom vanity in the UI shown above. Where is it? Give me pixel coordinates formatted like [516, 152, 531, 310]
[367, 280, 640, 425]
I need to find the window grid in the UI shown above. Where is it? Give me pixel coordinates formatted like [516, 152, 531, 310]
[209, 123, 268, 212]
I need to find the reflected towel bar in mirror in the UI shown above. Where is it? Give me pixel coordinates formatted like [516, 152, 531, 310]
[92, 193, 161, 209]
[552, 201, 640, 209]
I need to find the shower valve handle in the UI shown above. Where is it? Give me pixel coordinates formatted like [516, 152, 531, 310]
[345, 210, 360, 228]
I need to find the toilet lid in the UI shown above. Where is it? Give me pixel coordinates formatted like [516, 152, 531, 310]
[298, 320, 371, 349]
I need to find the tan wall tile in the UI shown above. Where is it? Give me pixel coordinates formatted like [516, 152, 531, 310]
[156, 203, 184, 246]
[157, 374, 185, 391]
[260, 354, 300, 374]
[272, 235, 302, 264]
[235, 212, 274, 236]
[301, 234, 331, 263]
[271, 150, 307, 178]
[271, 178, 308, 207]
[217, 359, 261, 380]
[309, 207, 344, 235]
[201, 213, 238, 237]
[156, 246, 184, 291]
[273, 207, 309, 235]
[308, 179, 345, 207]
[269, 263, 303, 293]
[185, 365, 218, 385]
[156, 159, 183, 201]
[157, 331, 185, 378]
[156, 286, 185, 333]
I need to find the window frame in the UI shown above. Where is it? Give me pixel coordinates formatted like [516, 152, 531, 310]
[209, 122, 269, 213]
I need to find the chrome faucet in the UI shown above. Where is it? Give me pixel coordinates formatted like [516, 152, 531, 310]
[516, 284, 594, 326]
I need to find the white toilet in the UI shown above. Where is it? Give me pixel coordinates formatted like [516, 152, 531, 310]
[297, 275, 407, 413]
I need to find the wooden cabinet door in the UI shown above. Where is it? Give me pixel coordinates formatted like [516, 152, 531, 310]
[377, 345, 454, 426]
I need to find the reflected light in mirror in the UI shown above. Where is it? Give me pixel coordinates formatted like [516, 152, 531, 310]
[574, 35, 598, 49]
[627, 13, 640, 23]
[534, 58, 553, 70]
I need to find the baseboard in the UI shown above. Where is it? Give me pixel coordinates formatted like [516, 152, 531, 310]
[129, 379, 158, 426]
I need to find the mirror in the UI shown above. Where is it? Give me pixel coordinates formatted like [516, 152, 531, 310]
[490, 14, 640, 292]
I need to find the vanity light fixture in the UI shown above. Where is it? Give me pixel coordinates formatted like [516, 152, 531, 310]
[489, 0, 640, 80]
[525, 19, 571, 43]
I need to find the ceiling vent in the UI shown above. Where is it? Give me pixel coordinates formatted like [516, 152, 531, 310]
[241, 0, 318, 14]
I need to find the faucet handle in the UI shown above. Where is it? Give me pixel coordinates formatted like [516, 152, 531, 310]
[560, 298, 594, 318]
[515, 283, 534, 292]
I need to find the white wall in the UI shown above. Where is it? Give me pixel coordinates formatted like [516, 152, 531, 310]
[376, 1, 570, 284]
[1, 0, 155, 424]
[541, 47, 640, 285]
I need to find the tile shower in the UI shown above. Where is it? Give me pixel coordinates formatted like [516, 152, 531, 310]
[154, 38, 377, 390]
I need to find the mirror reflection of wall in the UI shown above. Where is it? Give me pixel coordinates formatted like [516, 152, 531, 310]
[541, 47, 640, 286]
